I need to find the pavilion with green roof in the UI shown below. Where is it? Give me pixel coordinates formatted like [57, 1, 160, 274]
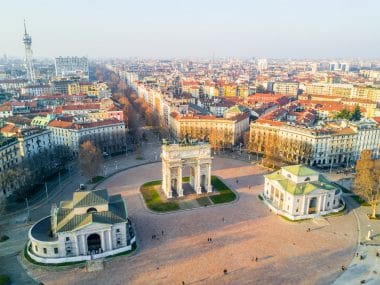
[262, 164, 344, 220]
[28, 188, 135, 264]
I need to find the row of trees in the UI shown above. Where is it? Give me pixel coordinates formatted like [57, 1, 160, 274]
[0, 145, 72, 201]
[354, 150, 380, 218]
[178, 127, 234, 151]
[246, 131, 313, 168]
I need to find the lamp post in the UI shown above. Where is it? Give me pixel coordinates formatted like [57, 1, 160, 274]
[45, 182, 48, 200]
[25, 197, 29, 222]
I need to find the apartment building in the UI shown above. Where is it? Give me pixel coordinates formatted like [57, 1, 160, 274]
[249, 118, 380, 167]
[47, 118, 126, 155]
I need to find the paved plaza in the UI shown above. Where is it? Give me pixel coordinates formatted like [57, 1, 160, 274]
[24, 157, 359, 285]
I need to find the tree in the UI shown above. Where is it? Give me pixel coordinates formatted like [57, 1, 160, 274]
[263, 133, 280, 169]
[79, 141, 103, 181]
[350, 105, 361, 121]
[354, 150, 380, 218]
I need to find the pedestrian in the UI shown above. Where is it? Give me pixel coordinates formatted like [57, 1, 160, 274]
[222, 217, 225, 222]
[236, 179, 239, 184]
[162, 230, 164, 236]
[255, 257, 258, 262]
[210, 238, 212, 242]
[223, 269, 228, 275]
[356, 252, 359, 257]
[341, 265, 346, 271]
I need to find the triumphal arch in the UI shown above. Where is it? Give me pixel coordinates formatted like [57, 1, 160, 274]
[161, 142, 213, 198]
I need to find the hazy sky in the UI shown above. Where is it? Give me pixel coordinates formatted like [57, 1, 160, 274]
[1, 0, 379, 59]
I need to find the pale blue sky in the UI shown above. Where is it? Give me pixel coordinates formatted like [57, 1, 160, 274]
[1, 0, 379, 58]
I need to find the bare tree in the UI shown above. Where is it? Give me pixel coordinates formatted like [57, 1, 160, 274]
[354, 150, 380, 218]
[79, 141, 103, 181]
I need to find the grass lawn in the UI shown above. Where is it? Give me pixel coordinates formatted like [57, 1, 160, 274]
[140, 181, 180, 212]
[350, 194, 370, 206]
[0, 275, 10, 285]
[368, 214, 380, 220]
[140, 176, 236, 212]
[324, 204, 347, 217]
[196, 196, 212, 206]
[209, 176, 236, 204]
[89, 176, 104, 183]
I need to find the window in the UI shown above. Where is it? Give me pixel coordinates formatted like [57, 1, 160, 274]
[54, 248, 58, 254]
[304, 177, 310, 182]
[35, 245, 38, 252]
[87, 207, 97, 213]
[66, 237, 70, 241]
[43, 248, 47, 254]
[116, 229, 120, 233]
[327, 202, 330, 207]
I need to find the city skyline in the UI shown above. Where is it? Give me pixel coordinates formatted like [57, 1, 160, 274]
[1, 0, 380, 59]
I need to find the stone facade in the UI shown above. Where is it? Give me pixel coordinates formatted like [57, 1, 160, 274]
[161, 143, 212, 198]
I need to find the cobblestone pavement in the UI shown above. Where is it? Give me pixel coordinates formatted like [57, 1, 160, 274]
[27, 157, 357, 285]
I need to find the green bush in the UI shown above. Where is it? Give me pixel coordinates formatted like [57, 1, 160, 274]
[0, 235, 9, 242]
[0, 275, 10, 285]
[209, 176, 236, 204]
[90, 176, 104, 183]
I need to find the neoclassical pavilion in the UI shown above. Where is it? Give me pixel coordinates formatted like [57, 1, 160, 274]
[161, 143, 212, 198]
[28, 189, 135, 264]
[263, 165, 344, 220]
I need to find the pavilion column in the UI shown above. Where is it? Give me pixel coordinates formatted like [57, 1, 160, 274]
[82, 234, 87, 255]
[317, 196, 323, 213]
[177, 167, 183, 197]
[303, 197, 308, 215]
[76, 235, 80, 256]
[108, 230, 113, 250]
[101, 231, 106, 252]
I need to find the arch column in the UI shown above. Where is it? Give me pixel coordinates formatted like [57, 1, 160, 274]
[206, 163, 212, 193]
[177, 167, 183, 197]
[194, 163, 202, 194]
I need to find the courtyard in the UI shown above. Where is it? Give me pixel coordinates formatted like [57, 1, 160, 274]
[27, 157, 357, 285]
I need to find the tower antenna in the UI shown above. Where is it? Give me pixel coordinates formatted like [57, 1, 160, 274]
[22, 19, 36, 83]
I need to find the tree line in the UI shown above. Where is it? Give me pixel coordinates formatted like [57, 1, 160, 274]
[0, 145, 72, 201]
[246, 131, 313, 168]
